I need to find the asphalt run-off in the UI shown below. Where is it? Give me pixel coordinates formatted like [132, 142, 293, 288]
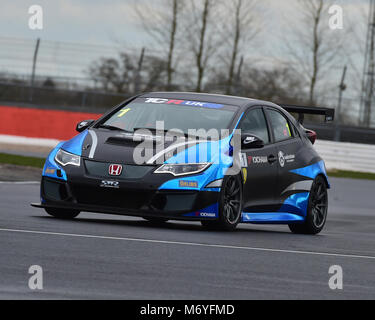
[0, 177, 374, 299]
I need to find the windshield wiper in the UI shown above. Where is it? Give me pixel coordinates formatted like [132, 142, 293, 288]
[133, 127, 198, 139]
[97, 125, 132, 133]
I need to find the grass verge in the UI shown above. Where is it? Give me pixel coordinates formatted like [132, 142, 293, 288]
[327, 169, 375, 181]
[0, 153, 45, 169]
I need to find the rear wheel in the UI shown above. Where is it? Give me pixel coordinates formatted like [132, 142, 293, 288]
[289, 176, 328, 235]
[201, 174, 243, 231]
[45, 208, 80, 220]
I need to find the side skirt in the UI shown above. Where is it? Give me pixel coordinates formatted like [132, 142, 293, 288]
[241, 212, 305, 225]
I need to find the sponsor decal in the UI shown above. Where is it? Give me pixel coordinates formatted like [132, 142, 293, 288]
[109, 164, 123, 176]
[145, 98, 223, 109]
[242, 168, 248, 184]
[285, 154, 296, 163]
[240, 153, 248, 167]
[179, 180, 198, 188]
[100, 180, 120, 189]
[77, 121, 89, 131]
[184, 204, 219, 218]
[278, 151, 295, 168]
[199, 212, 217, 218]
[243, 136, 256, 145]
[252, 156, 268, 164]
[279, 151, 285, 167]
[247, 155, 268, 165]
[44, 168, 56, 175]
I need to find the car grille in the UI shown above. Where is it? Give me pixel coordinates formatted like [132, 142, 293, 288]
[42, 178, 69, 201]
[69, 184, 155, 210]
[84, 160, 154, 179]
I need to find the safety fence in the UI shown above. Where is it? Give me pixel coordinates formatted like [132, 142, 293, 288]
[0, 104, 374, 173]
[314, 140, 375, 174]
[0, 82, 127, 112]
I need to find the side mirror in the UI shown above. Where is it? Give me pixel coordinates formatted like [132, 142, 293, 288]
[76, 120, 95, 133]
[241, 134, 264, 150]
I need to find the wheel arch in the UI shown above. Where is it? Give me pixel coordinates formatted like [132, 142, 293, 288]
[316, 173, 330, 189]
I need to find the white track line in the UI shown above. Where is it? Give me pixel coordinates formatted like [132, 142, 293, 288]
[0, 134, 60, 147]
[0, 227, 374, 260]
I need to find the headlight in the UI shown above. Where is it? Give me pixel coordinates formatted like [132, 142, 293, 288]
[154, 163, 211, 176]
[55, 149, 81, 167]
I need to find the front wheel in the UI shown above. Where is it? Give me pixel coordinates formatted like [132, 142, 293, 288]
[201, 174, 243, 231]
[289, 175, 328, 235]
[45, 208, 80, 220]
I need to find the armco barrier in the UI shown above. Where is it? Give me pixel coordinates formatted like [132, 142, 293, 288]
[314, 140, 375, 173]
[0, 105, 374, 174]
[0, 105, 101, 141]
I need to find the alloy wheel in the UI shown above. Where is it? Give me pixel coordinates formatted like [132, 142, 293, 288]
[223, 176, 242, 224]
[310, 180, 328, 228]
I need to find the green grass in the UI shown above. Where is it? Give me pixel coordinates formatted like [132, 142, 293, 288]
[0, 153, 45, 169]
[327, 169, 375, 181]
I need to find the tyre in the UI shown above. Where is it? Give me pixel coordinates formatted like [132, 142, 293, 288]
[201, 174, 243, 231]
[289, 175, 328, 235]
[45, 208, 80, 220]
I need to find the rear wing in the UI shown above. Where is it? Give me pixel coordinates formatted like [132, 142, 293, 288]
[280, 105, 335, 124]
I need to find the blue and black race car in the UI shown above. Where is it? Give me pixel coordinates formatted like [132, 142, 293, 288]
[32, 92, 334, 234]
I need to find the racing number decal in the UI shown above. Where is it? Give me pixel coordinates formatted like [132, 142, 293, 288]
[242, 168, 248, 184]
[117, 108, 131, 118]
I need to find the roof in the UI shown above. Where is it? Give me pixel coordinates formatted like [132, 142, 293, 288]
[140, 92, 280, 109]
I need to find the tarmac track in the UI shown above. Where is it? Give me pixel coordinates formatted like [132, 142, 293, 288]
[0, 177, 374, 300]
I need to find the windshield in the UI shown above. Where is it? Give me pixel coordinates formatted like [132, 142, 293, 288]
[99, 98, 237, 135]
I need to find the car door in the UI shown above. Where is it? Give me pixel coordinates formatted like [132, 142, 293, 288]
[238, 107, 278, 212]
[264, 107, 304, 204]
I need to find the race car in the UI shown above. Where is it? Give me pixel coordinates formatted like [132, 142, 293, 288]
[32, 92, 334, 234]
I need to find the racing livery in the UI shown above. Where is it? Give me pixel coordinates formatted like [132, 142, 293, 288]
[32, 92, 334, 234]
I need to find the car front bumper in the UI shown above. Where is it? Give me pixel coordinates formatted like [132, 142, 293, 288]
[32, 176, 220, 221]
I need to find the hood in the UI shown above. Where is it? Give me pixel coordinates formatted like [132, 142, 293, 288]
[60, 129, 232, 166]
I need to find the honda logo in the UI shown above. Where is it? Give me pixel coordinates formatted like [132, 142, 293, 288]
[109, 164, 123, 176]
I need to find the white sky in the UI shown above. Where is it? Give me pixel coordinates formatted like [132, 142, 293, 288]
[0, 0, 371, 114]
[0, 0, 367, 49]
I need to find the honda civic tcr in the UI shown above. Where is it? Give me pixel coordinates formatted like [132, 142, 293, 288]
[32, 92, 334, 234]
